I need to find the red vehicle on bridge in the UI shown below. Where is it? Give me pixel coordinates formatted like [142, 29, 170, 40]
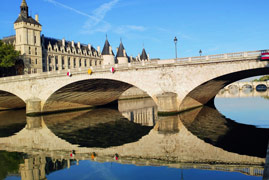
[261, 52, 269, 60]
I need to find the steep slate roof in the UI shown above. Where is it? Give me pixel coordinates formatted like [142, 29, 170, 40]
[14, 15, 41, 26]
[15, 0, 41, 26]
[42, 36, 98, 53]
[2, 36, 16, 44]
[140, 48, 148, 60]
[101, 39, 114, 55]
[116, 42, 127, 57]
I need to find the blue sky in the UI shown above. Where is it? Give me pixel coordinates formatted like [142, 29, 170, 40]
[1, 0, 269, 59]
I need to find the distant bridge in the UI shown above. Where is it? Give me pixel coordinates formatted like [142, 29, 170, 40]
[0, 50, 269, 115]
[224, 81, 269, 90]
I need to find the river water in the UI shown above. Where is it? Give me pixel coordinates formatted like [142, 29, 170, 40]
[1, 89, 269, 180]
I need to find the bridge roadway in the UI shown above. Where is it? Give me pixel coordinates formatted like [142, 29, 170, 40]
[0, 50, 269, 115]
[0, 108, 266, 178]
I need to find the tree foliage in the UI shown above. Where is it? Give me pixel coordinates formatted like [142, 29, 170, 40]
[253, 75, 269, 82]
[0, 40, 20, 68]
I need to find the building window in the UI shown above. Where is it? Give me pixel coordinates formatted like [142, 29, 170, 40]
[62, 57, 65, 70]
[29, 58, 31, 64]
[74, 58, 76, 67]
[79, 59, 81, 67]
[68, 57, 70, 67]
[84, 59, 86, 67]
[35, 48, 37, 55]
[34, 36, 36, 44]
[35, 59, 37, 64]
[29, 47, 31, 54]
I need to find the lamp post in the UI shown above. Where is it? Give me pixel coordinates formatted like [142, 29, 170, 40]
[199, 49, 202, 56]
[174, 36, 178, 59]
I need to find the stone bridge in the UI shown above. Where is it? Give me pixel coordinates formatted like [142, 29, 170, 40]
[0, 50, 269, 115]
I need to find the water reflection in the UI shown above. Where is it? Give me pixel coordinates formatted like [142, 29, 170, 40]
[43, 108, 153, 148]
[180, 106, 269, 158]
[0, 98, 268, 179]
[0, 109, 26, 137]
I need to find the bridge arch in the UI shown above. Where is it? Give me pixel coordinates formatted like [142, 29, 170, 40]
[42, 78, 156, 113]
[179, 67, 269, 110]
[0, 90, 25, 110]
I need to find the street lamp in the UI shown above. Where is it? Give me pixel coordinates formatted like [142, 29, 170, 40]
[199, 49, 202, 56]
[174, 36, 178, 59]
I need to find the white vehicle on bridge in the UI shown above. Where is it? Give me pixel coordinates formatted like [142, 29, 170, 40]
[261, 52, 269, 61]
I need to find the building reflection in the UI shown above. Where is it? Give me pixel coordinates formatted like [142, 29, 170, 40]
[20, 156, 46, 180]
[118, 98, 157, 126]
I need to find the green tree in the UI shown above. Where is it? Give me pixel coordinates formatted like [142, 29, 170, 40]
[253, 75, 269, 82]
[0, 40, 20, 68]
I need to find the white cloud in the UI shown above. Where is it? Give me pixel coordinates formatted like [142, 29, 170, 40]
[114, 25, 146, 35]
[44, 0, 119, 34]
[82, 0, 119, 34]
[44, 0, 93, 18]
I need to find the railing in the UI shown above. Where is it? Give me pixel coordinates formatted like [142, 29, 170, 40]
[0, 49, 268, 82]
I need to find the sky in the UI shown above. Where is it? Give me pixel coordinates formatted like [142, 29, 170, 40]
[0, 0, 269, 59]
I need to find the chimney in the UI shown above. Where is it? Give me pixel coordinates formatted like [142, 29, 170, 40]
[77, 42, 81, 49]
[62, 38, 65, 47]
[71, 41, 74, 47]
[97, 46, 100, 53]
[147, 53, 150, 60]
[35, 14, 39, 22]
[109, 46, 112, 55]
[88, 44, 91, 50]
[116, 48, 118, 52]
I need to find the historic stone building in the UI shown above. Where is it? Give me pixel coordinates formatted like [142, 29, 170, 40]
[2, 0, 150, 74]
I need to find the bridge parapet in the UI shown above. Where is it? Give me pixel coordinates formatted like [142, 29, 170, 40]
[0, 50, 266, 83]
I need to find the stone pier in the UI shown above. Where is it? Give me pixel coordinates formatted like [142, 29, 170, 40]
[26, 98, 42, 116]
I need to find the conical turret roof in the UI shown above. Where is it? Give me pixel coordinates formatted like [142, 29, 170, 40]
[21, 0, 28, 7]
[140, 48, 148, 60]
[101, 39, 114, 55]
[116, 41, 127, 57]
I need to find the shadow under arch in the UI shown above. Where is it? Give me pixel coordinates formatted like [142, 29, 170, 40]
[0, 90, 25, 110]
[180, 67, 269, 110]
[42, 78, 153, 113]
[0, 109, 26, 137]
[43, 108, 153, 148]
[179, 105, 269, 158]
